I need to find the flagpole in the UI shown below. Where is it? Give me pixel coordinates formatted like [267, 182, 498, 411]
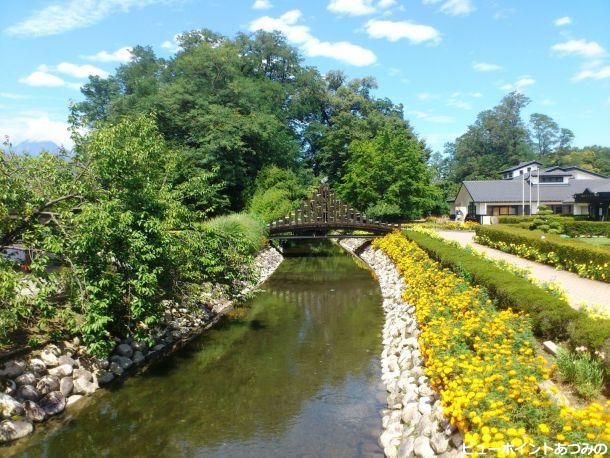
[522, 173, 525, 215]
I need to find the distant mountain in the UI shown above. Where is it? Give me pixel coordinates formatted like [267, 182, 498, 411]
[11, 141, 61, 155]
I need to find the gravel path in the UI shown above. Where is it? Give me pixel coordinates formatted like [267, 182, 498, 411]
[435, 230, 610, 314]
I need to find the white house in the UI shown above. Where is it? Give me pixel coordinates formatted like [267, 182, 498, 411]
[450, 161, 610, 224]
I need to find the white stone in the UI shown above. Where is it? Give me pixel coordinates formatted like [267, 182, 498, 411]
[0, 419, 33, 443]
[23, 400, 46, 422]
[0, 393, 24, 417]
[49, 364, 73, 378]
[39, 391, 66, 416]
[413, 435, 435, 458]
[40, 349, 59, 367]
[36, 375, 60, 395]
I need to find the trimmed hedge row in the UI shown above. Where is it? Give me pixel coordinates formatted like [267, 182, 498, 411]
[564, 221, 610, 238]
[474, 225, 610, 283]
[403, 229, 610, 352]
[498, 215, 582, 224]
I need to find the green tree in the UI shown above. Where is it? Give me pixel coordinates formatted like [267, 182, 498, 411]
[529, 113, 559, 156]
[338, 128, 439, 220]
[445, 92, 533, 182]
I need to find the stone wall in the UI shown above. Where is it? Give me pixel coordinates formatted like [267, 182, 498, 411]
[339, 238, 463, 458]
[0, 246, 284, 444]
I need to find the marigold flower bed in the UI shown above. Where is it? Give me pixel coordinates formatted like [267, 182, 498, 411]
[373, 232, 610, 456]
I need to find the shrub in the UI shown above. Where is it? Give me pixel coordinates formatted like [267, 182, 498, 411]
[203, 213, 267, 255]
[403, 229, 610, 351]
[563, 221, 610, 238]
[529, 205, 563, 234]
[474, 224, 610, 283]
[249, 188, 294, 223]
[498, 215, 538, 224]
[366, 201, 402, 222]
[556, 348, 605, 399]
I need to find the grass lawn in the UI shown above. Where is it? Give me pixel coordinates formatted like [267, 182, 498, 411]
[579, 236, 610, 248]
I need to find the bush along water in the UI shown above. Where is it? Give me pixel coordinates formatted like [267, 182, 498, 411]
[373, 232, 610, 455]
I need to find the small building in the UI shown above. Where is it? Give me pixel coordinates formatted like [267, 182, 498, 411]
[450, 162, 610, 223]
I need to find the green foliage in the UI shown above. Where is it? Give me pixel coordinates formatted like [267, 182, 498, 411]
[338, 128, 439, 220]
[403, 229, 610, 351]
[202, 213, 267, 254]
[498, 216, 538, 224]
[248, 165, 312, 223]
[529, 205, 563, 234]
[366, 202, 402, 222]
[249, 188, 294, 223]
[563, 221, 610, 238]
[556, 349, 605, 399]
[475, 224, 610, 283]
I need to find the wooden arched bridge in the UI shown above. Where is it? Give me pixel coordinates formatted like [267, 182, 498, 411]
[268, 185, 398, 239]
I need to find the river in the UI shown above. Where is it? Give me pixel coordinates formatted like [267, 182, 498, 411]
[7, 241, 385, 457]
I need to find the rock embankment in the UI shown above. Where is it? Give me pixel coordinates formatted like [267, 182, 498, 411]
[0, 246, 283, 444]
[339, 238, 463, 458]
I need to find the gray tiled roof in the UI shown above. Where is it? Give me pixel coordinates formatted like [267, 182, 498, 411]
[499, 161, 543, 174]
[462, 179, 610, 203]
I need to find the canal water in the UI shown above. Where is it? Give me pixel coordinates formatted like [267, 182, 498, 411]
[7, 241, 385, 457]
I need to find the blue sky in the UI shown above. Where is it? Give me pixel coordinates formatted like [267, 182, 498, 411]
[1, 0, 609, 153]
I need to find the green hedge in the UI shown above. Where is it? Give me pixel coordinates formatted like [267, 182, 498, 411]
[563, 221, 610, 238]
[403, 230, 610, 351]
[498, 215, 579, 224]
[474, 225, 610, 283]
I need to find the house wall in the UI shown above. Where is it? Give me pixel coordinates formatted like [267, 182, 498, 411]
[570, 170, 604, 180]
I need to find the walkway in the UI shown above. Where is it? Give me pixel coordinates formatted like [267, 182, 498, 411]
[435, 230, 610, 314]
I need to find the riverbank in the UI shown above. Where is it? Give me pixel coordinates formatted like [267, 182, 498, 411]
[0, 246, 283, 444]
[339, 238, 463, 458]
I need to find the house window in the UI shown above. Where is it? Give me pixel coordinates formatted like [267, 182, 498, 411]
[489, 206, 518, 216]
[540, 176, 563, 183]
[549, 205, 563, 214]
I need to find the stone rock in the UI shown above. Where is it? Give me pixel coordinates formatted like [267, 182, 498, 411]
[109, 362, 124, 377]
[115, 344, 133, 358]
[0, 393, 24, 417]
[401, 402, 420, 425]
[96, 371, 114, 385]
[1, 378, 17, 396]
[15, 372, 36, 386]
[450, 431, 463, 448]
[60, 377, 73, 397]
[58, 355, 76, 367]
[39, 391, 66, 416]
[66, 395, 83, 407]
[72, 377, 97, 395]
[29, 358, 46, 375]
[418, 401, 432, 415]
[36, 375, 60, 395]
[397, 436, 415, 458]
[152, 343, 165, 352]
[109, 355, 133, 371]
[132, 341, 148, 352]
[0, 360, 26, 378]
[49, 364, 73, 378]
[18, 385, 40, 402]
[132, 351, 145, 365]
[431, 432, 449, 454]
[413, 436, 435, 458]
[23, 400, 46, 422]
[40, 349, 59, 367]
[0, 419, 33, 443]
[73, 368, 93, 383]
[418, 385, 435, 397]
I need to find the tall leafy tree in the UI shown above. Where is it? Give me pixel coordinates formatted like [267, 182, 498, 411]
[338, 128, 439, 220]
[529, 113, 559, 156]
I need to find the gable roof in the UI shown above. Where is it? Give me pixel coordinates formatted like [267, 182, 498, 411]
[461, 179, 610, 203]
[499, 161, 542, 174]
[543, 166, 608, 178]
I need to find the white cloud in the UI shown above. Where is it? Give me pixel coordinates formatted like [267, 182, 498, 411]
[6, 0, 178, 37]
[408, 110, 454, 123]
[470, 91, 483, 97]
[500, 76, 535, 91]
[249, 10, 377, 66]
[161, 35, 180, 53]
[56, 62, 109, 78]
[19, 66, 81, 90]
[327, 0, 376, 16]
[364, 19, 441, 44]
[378, 0, 397, 7]
[572, 66, 610, 82]
[83, 46, 133, 63]
[423, 0, 475, 16]
[540, 98, 555, 106]
[252, 0, 272, 9]
[472, 61, 501, 72]
[551, 39, 606, 58]
[447, 98, 471, 110]
[0, 115, 73, 148]
[554, 16, 571, 26]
